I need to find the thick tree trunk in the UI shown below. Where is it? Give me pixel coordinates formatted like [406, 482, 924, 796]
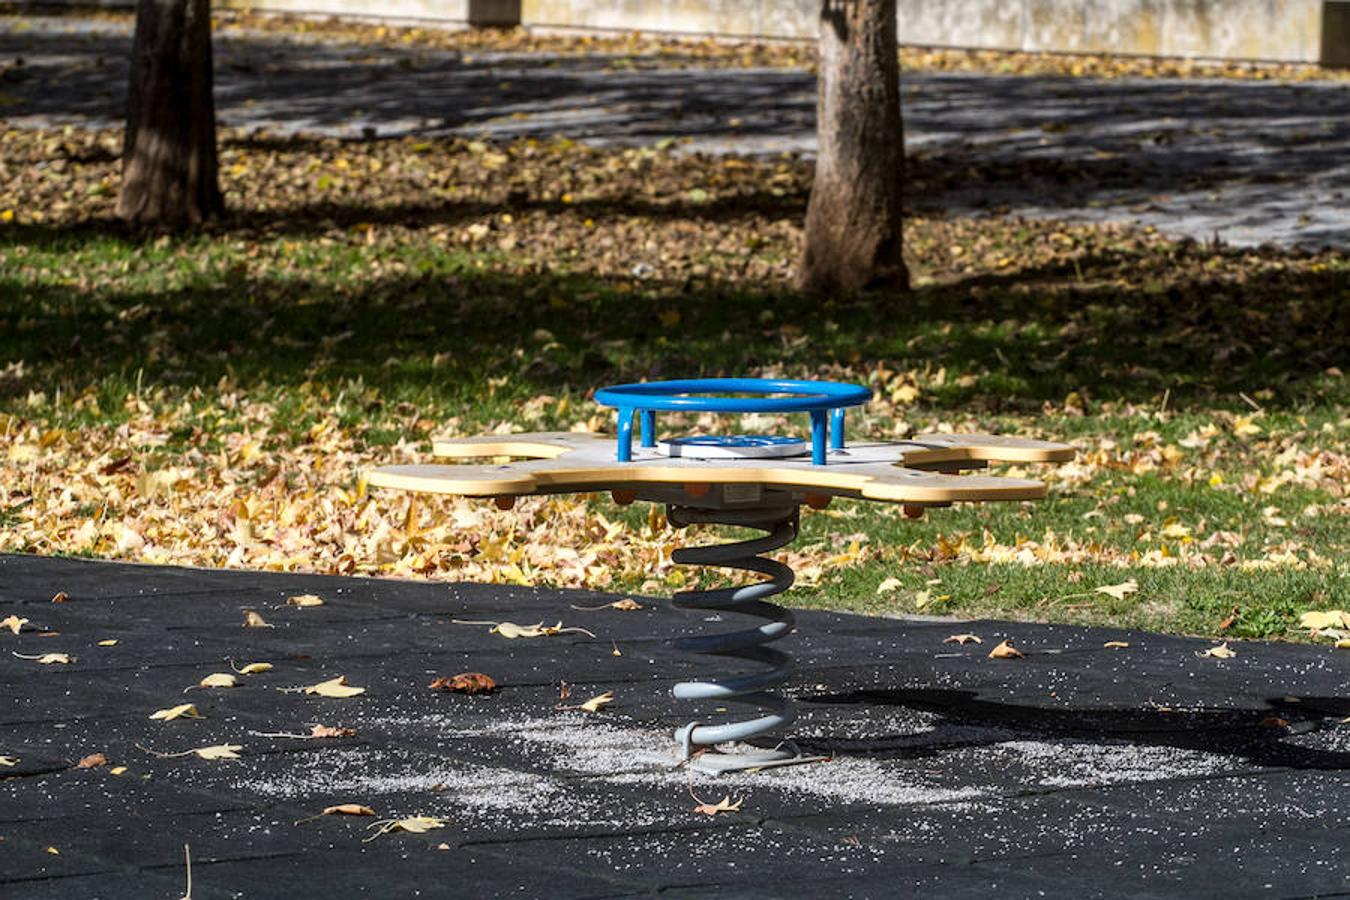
[797, 0, 909, 293]
[116, 0, 224, 226]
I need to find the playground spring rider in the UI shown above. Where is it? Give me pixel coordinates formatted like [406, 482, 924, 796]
[368, 379, 1072, 773]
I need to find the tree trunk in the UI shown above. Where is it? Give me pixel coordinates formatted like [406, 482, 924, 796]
[797, 0, 909, 293]
[117, 0, 224, 226]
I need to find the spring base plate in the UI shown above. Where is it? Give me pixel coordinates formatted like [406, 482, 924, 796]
[685, 741, 830, 774]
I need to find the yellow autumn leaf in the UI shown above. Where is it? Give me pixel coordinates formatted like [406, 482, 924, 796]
[2, 615, 28, 635]
[876, 577, 903, 595]
[233, 661, 273, 675]
[363, 816, 446, 842]
[942, 634, 982, 645]
[150, 703, 203, 721]
[242, 610, 273, 628]
[193, 744, 243, 760]
[0, 756, 18, 766]
[303, 676, 366, 698]
[13, 651, 74, 664]
[692, 795, 743, 816]
[1335, 639, 1350, 650]
[491, 621, 548, 639]
[1300, 611, 1350, 631]
[578, 691, 614, 713]
[1093, 580, 1139, 600]
[198, 673, 238, 689]
[1103, 641, 1131, 649]
[988, 640, 1024, 659]
[109, 766, 128, 775]
[287, 594, 325, 607]
[1200, 642, 1237, 659]
[97, 639, 118, 647]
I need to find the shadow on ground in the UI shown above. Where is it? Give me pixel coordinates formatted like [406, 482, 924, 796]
[806, 688, 1350, 771]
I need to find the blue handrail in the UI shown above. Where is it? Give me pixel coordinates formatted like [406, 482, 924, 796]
[594, 378, 870, 465]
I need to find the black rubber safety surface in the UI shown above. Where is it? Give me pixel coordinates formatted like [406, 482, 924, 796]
[2, 553, 1349, 899]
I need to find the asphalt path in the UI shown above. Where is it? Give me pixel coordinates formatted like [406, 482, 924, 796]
[3, 14, 1348, 249]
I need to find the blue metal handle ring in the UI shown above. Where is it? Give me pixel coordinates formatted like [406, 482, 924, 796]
[594, 378, 870, 465]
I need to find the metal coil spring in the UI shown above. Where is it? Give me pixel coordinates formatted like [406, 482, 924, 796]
[666, 505, 800, 760]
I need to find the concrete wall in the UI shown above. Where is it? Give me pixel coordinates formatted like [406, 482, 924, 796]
[518, 0, 1350, 65]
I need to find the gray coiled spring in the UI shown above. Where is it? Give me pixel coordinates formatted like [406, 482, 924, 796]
[666, 505, 800, 760]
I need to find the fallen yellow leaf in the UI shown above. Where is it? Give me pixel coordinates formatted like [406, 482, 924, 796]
[988, 640, 1024, 660]
[1200, 642, 1237, 659]
[578, 691, 614, 713]
[193, 744, 242, 760]
[942, 634, 982, 645]
[287, 594, 325, 607]
[233, 662, 273, 675]
[693, 795, 743, 816]
[150, 703, 204, 721]
[1300, 610, 1350, 631]
[876, 577, 903, 595]
[45, 846, 59, 855]
[1335, 639, 1350, 650]
[97, 639, 118, 647]
[77, 752, 108, 769]
[1093, 580, 1139, 601]
[243, 610, 273, 628]
[1, 615, 27, 635]
[303, 676, 365, 698]
[12, 651, 74, 664]
[110, 766, 127, 775]
[0, 756, 18, 766]
[1103, 641, 1131, 649]
[363, 816, 446, 842]
[198, 673, 238, 689]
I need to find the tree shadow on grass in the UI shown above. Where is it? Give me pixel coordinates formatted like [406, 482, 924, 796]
[1, 239, 1345, 412]
[801, 688, 1350, 772]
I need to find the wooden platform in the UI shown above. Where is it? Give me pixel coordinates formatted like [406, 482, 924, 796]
[366, 431, 1074, 505]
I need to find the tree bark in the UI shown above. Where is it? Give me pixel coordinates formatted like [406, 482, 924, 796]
[797, 0, 909, 293]
[116, 0, 224, 226]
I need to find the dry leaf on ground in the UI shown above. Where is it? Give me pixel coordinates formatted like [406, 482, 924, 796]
[193, 744, 243, 760]
[942, 634, 982, 645]
[876, 577, 903, 595]
[1300, 610, 1350, 631]
[243, 610, 273, 628]
[97, 639, 118, 647]
[1093, 580, 1139, 600]
[363, 816, 446, 842]
[428, 672, 496, 694]
[287, 594, 325, 607]
[198, 673, 239, 689]
[232, 661, 273, 675]
[76, 752, 107, 769]
[13, 651, 74, 664]
[310, 724, 357, 738]
[988, 640, 1024, 659]
[692, 795, 743, 816]
[50, 591, 69, 603]
[303, 676, 365, 698]
[296, 803, 377, 824]
[0, 756, 19, 766]
[2, 615, 28, 635]
[150, 703, 204, 721]
[1199, 642, 1237, 659]
[570, 598, 642, 611]
[1103, 641, 1131, 649]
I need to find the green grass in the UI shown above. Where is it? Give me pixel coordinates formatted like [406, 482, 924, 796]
[1, 128, 1347, 642]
